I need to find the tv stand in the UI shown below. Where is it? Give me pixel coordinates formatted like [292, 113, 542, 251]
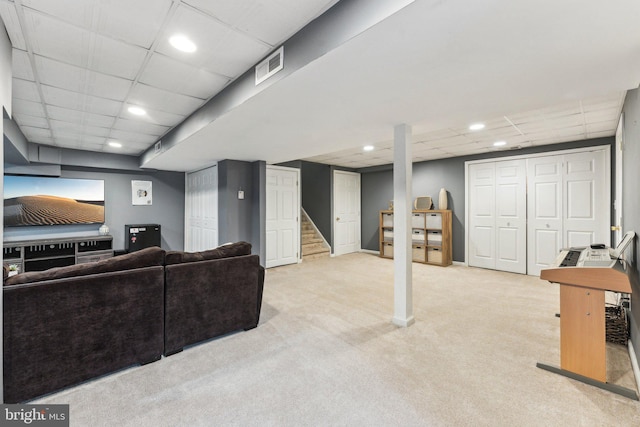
[3, 235, 113, 273]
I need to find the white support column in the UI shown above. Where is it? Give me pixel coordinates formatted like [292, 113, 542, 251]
[392, 124, 414, 327]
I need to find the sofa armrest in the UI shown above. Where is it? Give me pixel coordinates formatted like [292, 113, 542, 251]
[164, 254, 263, 355]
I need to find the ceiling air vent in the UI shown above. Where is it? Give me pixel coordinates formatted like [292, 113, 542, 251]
[255, 46, 284, 85]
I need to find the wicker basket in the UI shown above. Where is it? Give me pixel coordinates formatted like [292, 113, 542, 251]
[605, 305, 629, 345]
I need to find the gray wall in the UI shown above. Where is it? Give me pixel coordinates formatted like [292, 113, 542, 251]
[301, 161, 332, 242]
[3, 166, 186, 251]
[621, 88, 640, 371]
[218, 160, 254, 244]
[218, 159, 266, 262]
[360, 136, 614, 262]
[251, 161, 267, 264]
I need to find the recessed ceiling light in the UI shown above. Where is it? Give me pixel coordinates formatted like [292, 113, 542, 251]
[108, 141, 122, 148]
[493, 141, 507, 147]
[363, 145, 375, 152]
[169, 34, 197, 53]
[128, 106, 146, 116]
[469, 123, 485, 131]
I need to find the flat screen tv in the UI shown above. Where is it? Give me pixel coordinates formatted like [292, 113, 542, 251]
[4, 175, 105, 227]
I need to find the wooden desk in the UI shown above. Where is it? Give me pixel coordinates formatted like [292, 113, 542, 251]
[538, 261, 637, 400]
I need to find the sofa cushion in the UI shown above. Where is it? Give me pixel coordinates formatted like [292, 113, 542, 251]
[165, 241, 251, 265]
[4, 246, 166, 286]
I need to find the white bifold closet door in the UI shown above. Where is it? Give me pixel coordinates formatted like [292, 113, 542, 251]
[184, 165, 218, 252]
[527, 150, 609, 276]
[468, 147, 609, 276]
[468, 160, 527, 274]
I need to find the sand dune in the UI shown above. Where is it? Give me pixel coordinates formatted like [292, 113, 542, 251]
[4, 195, 104, 226]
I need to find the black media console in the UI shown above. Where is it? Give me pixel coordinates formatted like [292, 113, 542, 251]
[3, 235, 113, 273]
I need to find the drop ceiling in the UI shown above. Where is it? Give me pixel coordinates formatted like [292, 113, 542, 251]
[1, 0, 340, 155]
[2, 0, 640, 171]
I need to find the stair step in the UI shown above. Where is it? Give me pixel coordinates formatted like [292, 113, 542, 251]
[302, 242, 329, 256]
[303, 251, 330, 260]
[302, 237, 323, 245]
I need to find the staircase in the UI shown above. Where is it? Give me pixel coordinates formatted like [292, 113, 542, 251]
[301, 210, 330, 260]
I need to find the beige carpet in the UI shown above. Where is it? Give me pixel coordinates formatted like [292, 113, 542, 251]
[33, 253, 640, 426]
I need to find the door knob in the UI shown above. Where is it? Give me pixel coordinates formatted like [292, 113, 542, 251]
[336, 217, 340, 221]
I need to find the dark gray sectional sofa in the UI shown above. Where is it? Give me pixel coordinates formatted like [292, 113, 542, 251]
[3, 242, 264, 403]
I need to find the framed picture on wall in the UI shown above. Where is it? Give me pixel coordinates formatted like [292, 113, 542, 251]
[132, 180, 152, 205]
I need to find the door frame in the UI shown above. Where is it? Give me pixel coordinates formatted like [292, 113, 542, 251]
[465, 144, 611, 271]
[265, 165, 301, 268]
[332, 170, 361, 256]
[614, 114, 624, 245]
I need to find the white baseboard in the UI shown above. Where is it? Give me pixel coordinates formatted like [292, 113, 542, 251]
[628, 340, 640, 394]
[359, 249, 379, 255]
[452, 261, 465, 266]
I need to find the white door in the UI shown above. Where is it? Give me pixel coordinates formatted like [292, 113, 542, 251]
[527, 156, 563, 276]
[495, 160, 527, 273]
[468, 162, 496, 269]
[614, 115, 624, 244]
[266, 166, 300, 268]
[563, 150, 608, 248]
[468, 160, 526, 273]
[333, 171, 360, 256]
[185, 165, 218, 252]
[527, 149, 609, 276]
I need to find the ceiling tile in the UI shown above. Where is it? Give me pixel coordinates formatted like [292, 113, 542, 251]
[53, 133, 108, 146]
[89, 34, 149, 80]
[46, 105, 115, 128]
[23, 8, 91, 65]
[21, 0, 96, 30]
[35, 55, 133, 101]
[94, 0, 173, 49]
[41, 85, 123, 116]
[12, 78, 41, 102]
[112, 118, 169, 136]
[183, 0, 339, 46]
[128, 83, 205, 116]
[12, 49, 35, 81]
[49, 119, 111, 137]
[133, 108, 186, 128]
[20, 125, 53, 140]
[13, 113, 49, 129]
[109, 129, 157, 145]
[157, 5, 270, 78]
[0, 2, 27, 50]
[22, 0, 173, 49]
[139, 53, 230, 99]
[12, 98, 46, 117]
[23, 9, 148, 80]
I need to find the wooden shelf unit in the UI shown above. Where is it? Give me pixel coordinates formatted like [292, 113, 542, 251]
[3, 235, 114, 273]
[379, 209, 452, 266]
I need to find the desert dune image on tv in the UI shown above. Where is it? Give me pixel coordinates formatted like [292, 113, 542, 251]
[4, 176, 105, 227]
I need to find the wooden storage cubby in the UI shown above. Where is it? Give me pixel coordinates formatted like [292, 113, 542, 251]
[379, 209, 452, 266]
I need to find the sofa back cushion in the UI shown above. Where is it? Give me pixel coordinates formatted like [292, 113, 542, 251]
[165, 241, 251, 265]
[4, 246, 166, 286]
